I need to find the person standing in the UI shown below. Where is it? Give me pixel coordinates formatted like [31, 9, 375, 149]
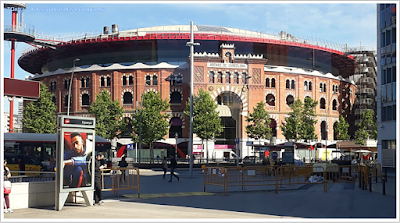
[94, 152, 106, 205]
[3, 159, 12, 213]
[162, 156, 168, 179]
[118, 156, 128, 182]
[168, 155, 179, 182]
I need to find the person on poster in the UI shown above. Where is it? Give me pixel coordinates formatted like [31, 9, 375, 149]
[63, 132, 89, 188]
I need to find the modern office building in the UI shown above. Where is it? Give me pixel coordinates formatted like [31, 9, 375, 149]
[18, 24, 359, 158]
[377, 4, 397, 169]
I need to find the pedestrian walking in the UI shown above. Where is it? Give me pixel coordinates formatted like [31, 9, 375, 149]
[94, 152, 106, 205]
[3, 159, 13, 213]
[162, 156, 168, 179]
[168, 155, 179, 182]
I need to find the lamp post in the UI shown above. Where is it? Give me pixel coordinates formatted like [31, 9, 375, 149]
[67, 58, 80, 116]
[186, 21, 200, 177]
[175, 132, 178, 159]
[244, 74, 251, 157]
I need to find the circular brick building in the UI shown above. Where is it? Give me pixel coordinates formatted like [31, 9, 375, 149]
[20, 24, 357, 158]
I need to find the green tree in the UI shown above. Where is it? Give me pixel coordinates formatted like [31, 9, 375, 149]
[280, 98, 318, 142]
[22, 82, 57, 133]
[334, 116, 350, 140]
[131, 91, 170, 162]
[88, 89, 125, 140]
[246, 102, 272, 143]
[355, 110, 377, 145]
[300, 97, 318, 141]
[184, 88, 223, 162]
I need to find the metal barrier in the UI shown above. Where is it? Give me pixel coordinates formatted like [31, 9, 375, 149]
[8, 171, 55, 182]
[204, 164, 379, 195]
[101, 167, 140, 198]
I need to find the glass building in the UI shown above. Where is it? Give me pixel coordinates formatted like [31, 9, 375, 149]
[377, 4, 397, 169]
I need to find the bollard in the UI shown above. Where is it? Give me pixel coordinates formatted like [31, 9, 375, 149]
[382, 168, 387, 195]
[361, 172, 364, 190]
[358, 169, 362, 188]
[369, 173, 372, 192]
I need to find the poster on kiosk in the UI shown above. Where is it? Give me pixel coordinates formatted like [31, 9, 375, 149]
[56, 116, 96, 211]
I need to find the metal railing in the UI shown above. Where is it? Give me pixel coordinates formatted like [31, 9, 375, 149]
[204, 164, 378, 195]
[8, 171, 55, 183]
[101, 167, 140, 197]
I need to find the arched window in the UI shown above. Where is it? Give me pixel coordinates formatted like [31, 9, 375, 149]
[146, 76, 151, 86]
[153, 76, 158, 85]
[82, 94, 90, 106]
[85, 78, 90, 87]
[81, 78, 85, 88]
[320, 121, 327, 140]
[129, 76, 133, 85]
[225, 73, 231, 84]
[266, 94, 275, 106]
[169, 117, 183, 138]
[320, 98, 326, 109]
[209, 72, 214, 83]
[286, 95, 294, 106]
[106, 77, 111, 86]
[308, 81, 312, 91]
[64, 79, 69, 89]
[217, 72, 222, 83]
[170, 92, 182, 104]
[286, 80, 290, 89]
[123, 92, 133, 104]
[269, 118, 277, 137]
[122, 76, 127, 86]
[266, 78, 270, 88]
[241, 74, 246, 84]
[304, 96, 311, 103]
[233, 73, 239, 84]
[319, 83, 323, 92]
[323, 83, 327, 92]
[304, 81, 308, 91]
[333, 121, 338, 140]
[291, 80, 295, 89]
[64, 94, 71, 107]
[271, 78, 276, 88]
[100, 77, 105, 87]
[332, 99, 337, 110]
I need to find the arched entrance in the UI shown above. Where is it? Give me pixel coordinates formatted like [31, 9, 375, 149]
[212, 89, 245, 146]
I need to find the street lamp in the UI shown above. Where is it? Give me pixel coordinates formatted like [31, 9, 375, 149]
[244, 74, 251, 158]
[67, 58, 80, 116]
[175, 132, 178, 159]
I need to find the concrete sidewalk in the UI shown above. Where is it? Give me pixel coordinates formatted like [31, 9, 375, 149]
[3, 169, 397, 220]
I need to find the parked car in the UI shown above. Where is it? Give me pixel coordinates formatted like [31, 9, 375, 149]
[242, 156, 258, 164]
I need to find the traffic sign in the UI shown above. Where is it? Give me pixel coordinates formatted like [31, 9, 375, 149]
[272, 152, 278, 159]
[126, 144, 134, 150]
[235, 138, 239, 144]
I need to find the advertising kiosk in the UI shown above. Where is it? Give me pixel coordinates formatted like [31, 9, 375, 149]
[55, 116, 96, 211]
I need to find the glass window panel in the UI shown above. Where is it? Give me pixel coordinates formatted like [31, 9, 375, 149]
[382, 84, 387, 102]
[387, 68, 392, 83]
[382, 106, 387, 121]
[387, 83, 392, 102]
[383, 69, 387, 85]
[387, 106, 393, 120]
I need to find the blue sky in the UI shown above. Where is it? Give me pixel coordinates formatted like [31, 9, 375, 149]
[2, 1, 378, 114]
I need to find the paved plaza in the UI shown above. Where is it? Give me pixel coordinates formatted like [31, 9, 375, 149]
[3, 169, 398, 220]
